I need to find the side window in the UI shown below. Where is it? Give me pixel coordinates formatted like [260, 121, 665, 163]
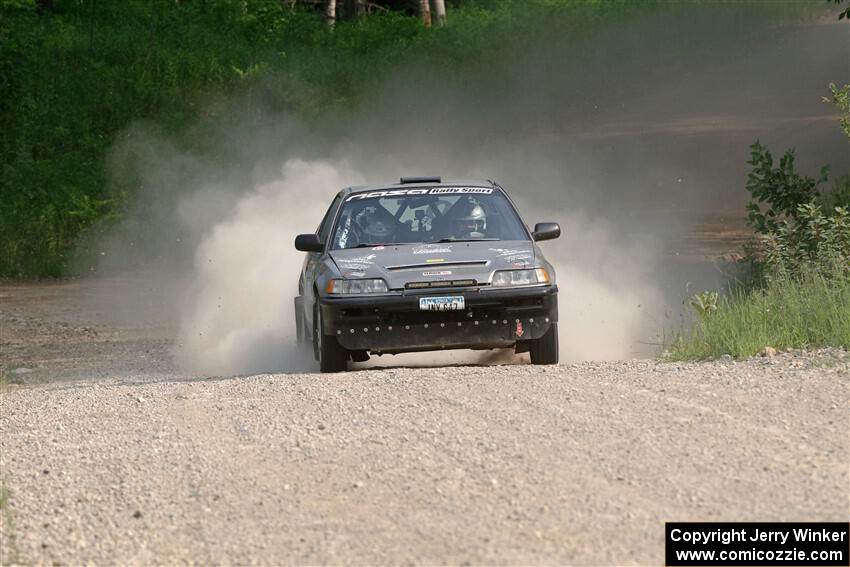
[317, 195, 341, 244]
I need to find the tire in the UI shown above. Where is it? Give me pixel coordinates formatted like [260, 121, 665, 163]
[313, 302, 348, 373]
[294, 297, 306, 345]
[529, 323, 558, 365]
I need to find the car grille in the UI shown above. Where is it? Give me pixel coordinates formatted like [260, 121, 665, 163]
[405, 279, 477, 290]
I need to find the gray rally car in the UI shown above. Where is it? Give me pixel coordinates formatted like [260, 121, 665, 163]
[294, 177, 560, 372]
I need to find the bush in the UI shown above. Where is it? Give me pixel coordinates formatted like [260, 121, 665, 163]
[672, 135, 850, 359]
[745, 141, 830, 234]
[762, 202, 850, 281]
[737, 140, 849, 283]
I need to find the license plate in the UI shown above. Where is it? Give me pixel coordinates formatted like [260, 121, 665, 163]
[419, 296, 465, 311]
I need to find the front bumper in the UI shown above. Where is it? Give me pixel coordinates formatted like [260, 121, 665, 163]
[318, 285, 558, 354]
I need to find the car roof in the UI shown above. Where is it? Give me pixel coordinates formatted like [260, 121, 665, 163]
[338, 179, 500, 198]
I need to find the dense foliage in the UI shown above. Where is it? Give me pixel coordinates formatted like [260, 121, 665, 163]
[0, 0, 824, 278]
[0, 0, 641, 276]
[0, 0, 438, 276]
[745, 142, 830, 234]
[762, 202, 850, 279]
[2, 0, 323, 276]
[746, 141, 849, 235]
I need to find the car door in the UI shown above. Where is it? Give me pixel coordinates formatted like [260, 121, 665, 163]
[302, 194, 342, 335]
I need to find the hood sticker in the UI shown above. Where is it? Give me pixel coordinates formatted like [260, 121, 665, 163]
[423, 270, 452, 276]
[491, 248, 534, 266]
[425, 258, 445, 263]
[341, 253, 377, 263]
[490, 248, 531, 257]
[413, 244, 452, 255]
[337, 253, 377, 270]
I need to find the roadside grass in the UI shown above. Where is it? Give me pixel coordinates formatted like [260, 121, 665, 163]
[667, 268, 850, 360]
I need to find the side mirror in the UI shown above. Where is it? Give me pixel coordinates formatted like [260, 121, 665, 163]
[532, 222, 560, 242]
[295, 233, 323, 252]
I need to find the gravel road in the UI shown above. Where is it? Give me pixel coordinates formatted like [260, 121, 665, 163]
[2, 356, 848, 565]
[1, 281, 848, 565]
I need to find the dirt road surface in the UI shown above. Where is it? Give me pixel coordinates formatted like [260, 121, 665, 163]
[1, 280, 848, 565]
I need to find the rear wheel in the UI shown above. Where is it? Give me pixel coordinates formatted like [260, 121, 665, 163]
[313, 302, 348, 373]
[529, 323, 558, 365]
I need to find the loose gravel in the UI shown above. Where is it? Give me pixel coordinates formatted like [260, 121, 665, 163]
[1, 352, 848, 565]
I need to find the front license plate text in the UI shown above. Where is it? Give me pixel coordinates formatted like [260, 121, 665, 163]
[419, 296, 465, 311]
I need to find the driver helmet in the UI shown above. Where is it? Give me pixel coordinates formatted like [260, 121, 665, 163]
[357, 206, 395, 242]
[453, 203, 487, 237]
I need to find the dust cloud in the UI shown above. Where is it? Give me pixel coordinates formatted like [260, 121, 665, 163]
[88, 4, 848, 375]
[174, 160, 361, 375]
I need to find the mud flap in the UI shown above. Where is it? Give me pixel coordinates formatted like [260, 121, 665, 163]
[294, 296, 305, 344]
[350, 350, 370, 362]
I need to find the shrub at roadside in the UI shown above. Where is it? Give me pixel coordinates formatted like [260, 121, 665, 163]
[669, 127, 850, 360]
[762, 203, 850, 281]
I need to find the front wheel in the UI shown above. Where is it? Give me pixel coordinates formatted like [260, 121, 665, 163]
[529, 323, 558, 365]
[313, 303, 349, 373]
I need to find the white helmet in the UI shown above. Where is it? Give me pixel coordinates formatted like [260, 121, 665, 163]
[453, 204, 486, 236]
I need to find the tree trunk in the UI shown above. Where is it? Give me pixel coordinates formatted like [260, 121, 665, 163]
[353, 0, 365, 17]
[326, 0, 336, 26]
[431, 0, 446, 26]
[418, 0, 431, 27]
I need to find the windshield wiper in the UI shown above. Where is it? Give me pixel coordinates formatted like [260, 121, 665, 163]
[350, 242, 417, 248]
[429, 238, 500, 243]
[349, 239, 497, 248]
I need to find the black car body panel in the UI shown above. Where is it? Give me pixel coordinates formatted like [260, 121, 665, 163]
[295, 179, 560, 363]
[322, 284, 558, 354]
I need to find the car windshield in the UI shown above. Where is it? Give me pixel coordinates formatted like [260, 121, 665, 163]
[329, 188, 529, 250]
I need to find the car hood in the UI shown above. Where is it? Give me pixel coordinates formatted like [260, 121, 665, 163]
[329, 240, 537, 290]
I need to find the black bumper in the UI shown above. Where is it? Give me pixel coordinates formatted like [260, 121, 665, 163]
[319, 285, 558, 354]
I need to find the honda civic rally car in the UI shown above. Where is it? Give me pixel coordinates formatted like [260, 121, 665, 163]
[294, 177, 560, 372]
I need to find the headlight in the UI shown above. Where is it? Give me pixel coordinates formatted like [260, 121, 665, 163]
[326, 278, 389, 294]
[491, 268, 550, 287]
